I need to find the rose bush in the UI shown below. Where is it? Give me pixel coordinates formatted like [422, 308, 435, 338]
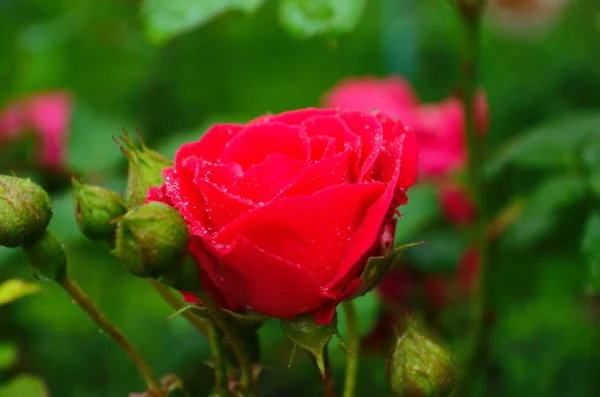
[147, 108, 419, 324]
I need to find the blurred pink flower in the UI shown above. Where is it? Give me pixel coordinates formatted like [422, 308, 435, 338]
[324, 76, 488, 225]
[0, 91, 73, 169]
[438, 183, 477, 226]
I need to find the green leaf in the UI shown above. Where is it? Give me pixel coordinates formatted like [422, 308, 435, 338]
[395, 184, 440, 244]
[354, 242, 424, 298]
[141, 0, 266, 44]
[0, 279, 41, 307]
[0, 375, 49, 397]
[486, 112, 600, 177]
[501, 175, 586, 249]
[279, 0, 367, 39]
[582, 212, 600, 295]
[0, 344, 18, 370]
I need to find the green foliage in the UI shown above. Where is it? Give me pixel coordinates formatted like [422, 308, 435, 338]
[501, 175, 587, 249]
[279, 0, 367, 38]
[583, 212, 600, 294]
[141, 0, 266, 44]
[0, 279, 41, 307]
[0, 375, 48, 397]
[395, 184, 440, 244]
[486, 113, 600, 177]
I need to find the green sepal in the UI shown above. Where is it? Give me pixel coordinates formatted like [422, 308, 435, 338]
[280, 313, 337, 375]
[353, 242, 424, 298]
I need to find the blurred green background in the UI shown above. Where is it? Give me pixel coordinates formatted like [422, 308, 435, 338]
[1, 0, 600, 396]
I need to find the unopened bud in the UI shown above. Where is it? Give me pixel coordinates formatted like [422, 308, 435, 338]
[114, 202, 189, 279]
[116, 132, 172, 208]
[23, 230, 67, 281]
[72, 179, 127, 241]
[0, 175, 52, 248]
[389, 318, 456, 397]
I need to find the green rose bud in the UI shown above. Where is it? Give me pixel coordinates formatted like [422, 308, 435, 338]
[0, 175, 52, 248]
[72, 179, 127, 241]
[23, 230, 67, 282]
[114, 202, 190, 280]
[116, 132, 172, 208]
[389, 318, 456, 397]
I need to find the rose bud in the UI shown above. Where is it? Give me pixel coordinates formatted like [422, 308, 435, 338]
[22, 230, 67, 281]
[389, 318, 456, 397]
[146, 108, 419, 324]
[114, 201, 189, 279]
[116, 132, 172, 208]
[0, 174, 52, 248]
[72, 179, 127, 241]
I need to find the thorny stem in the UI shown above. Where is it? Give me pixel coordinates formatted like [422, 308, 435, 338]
[453, 0, 490, 396]
[341, 301, 359, 397]
[193, 286, 255, 396]
[60, 276, 164, 395]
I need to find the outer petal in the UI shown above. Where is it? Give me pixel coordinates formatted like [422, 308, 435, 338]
[216, 183, 386, 285]
[254, 108, 338, 125]
[211, 236, 329, 319]
[175, 124, 244, 163]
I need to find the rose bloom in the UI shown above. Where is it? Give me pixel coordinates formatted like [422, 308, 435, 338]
[0, 91, 73, 169]
[324, 75, 488, 225]
[148, 108, 419, 324]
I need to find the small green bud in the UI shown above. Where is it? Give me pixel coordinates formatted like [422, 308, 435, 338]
[0, 175, 52, 248]
[281, 313, 337, 376]
[389, 318, 456, 397]
[116, 132, 172, 208]
[114, 202, 189, 279]
[72, 179, 127, 241]
[23, 230, 67, 281]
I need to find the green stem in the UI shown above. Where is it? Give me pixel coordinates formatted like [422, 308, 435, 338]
[319, 350, 337, 397]
[341, 301, 359, 397]
[454, 0, 490, 395]
[207, 320, 231, 397]
[60, 276, 164, 395]
[193, 287, 255, 396]
[148, 279, 210, 337]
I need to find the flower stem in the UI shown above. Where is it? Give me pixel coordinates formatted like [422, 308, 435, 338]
[59, 276, 164, 395]
[148, 279, 210, 337]
[454, 0, 490, 395]
[341, 301, 359, 397]
[193, 287, 255, 396]
[319, 350, 337, 397]
[207, 319, 231, 397]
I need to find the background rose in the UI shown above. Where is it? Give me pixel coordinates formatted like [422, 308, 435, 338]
[324, 76, 487, 318]
[148, 108, 419, 324]
[0, 91, 73, 170]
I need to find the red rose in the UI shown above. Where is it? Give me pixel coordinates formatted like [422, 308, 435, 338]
[148, 108, 419, 324]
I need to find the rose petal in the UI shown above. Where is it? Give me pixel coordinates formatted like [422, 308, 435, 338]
[254, 108, 338, 125]
[216, 183, 386, 285]
[301, 115, 361, 157]
[278, 150, 354, 198]
[220, 122, 310, 169]
[212, 236, 328, 319]
[175, 124, 244, 163]
[242, 154, 307, 202]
